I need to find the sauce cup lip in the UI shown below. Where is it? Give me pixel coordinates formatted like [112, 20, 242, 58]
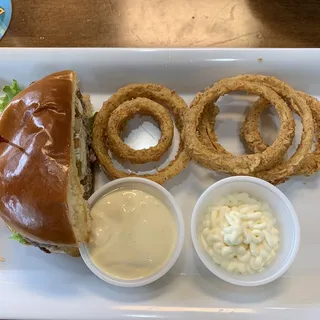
[191, 176, 300, 287]
[80, 177, 185, 287]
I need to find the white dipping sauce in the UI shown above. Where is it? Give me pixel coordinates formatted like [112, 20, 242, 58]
[88, 188, 177, 280]
[200, 193, 280, 274]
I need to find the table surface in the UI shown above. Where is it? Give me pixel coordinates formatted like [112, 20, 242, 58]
[1, 0, 320, 48]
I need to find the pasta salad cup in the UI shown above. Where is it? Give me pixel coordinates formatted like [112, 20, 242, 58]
[191, 176, 300, 287]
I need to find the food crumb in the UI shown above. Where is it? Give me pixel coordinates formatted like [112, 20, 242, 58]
[258, 58, 263, 62]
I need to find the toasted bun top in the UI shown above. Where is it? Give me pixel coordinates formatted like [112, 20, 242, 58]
[0, 71, 77, 245]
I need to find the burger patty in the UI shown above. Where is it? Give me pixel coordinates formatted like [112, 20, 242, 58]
[75, 90, 94, 200]
[19, 236, 80, 257]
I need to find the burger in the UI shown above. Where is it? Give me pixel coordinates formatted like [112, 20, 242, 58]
[0, 70, 94, 256]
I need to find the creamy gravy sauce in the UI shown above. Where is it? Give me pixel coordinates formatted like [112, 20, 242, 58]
[88, 188, 177, 280]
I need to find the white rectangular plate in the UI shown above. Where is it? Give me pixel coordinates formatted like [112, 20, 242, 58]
[1, 48, 320, 320]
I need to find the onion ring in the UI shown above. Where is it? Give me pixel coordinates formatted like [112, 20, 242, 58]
[93, 84, 189, 184]
[241, 91, 320, 177]
[191, 94, 227, 154]
[107, 97, 174, 164]
[189, 75, 315, 184]
[183, 77, 296, 175]
[233, 75, 314, 183]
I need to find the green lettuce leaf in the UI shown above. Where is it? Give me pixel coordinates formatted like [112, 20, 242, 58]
[88, 112, 97, 133]
[9, 232, 29, 245]
[0, 80, 22, 112]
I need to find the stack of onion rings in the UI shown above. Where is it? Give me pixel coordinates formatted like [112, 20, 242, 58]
[183, 74, 317, 184]
[241, 91, 320, 179]
[93, 84, 189, 184]
[92, 76, 320, 185]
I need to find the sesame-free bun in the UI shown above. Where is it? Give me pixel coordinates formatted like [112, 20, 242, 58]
[0, 71, 92, 255]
